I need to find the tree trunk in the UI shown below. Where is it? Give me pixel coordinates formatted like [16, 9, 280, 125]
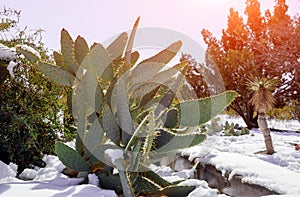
[231, 101, 258, 129]
[258, 112, 275, 154]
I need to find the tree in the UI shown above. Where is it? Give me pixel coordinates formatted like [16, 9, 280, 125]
[247, 77, 278, 154]
[201, 0, 300, 128]
[180, 53, 210, 98]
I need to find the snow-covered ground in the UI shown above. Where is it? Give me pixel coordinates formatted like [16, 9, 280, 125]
[181, 115, 300, 196]
[0, 155, 117, 197]
[1, 115, 300, 196]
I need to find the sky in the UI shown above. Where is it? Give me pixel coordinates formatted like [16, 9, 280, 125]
[1, 0, 299, 53]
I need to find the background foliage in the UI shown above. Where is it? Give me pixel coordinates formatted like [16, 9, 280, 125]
[0, 8, 71, 174]
[182, 0, 300, 128]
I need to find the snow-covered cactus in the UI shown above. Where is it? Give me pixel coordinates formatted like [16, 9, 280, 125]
[19, 17, 238, 196]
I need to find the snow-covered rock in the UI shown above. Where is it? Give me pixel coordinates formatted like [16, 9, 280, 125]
[19, 169, 37, 180]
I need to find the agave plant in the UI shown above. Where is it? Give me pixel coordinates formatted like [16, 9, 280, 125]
[246, 76, 278, 154]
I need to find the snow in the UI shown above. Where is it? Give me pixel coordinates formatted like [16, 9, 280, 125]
[0, 43, 16, 61]
[104, 149, 124, 165]
[218, 114, 300, 132]
[88, 174, 99, 186]
[1, 115, 300, 196]
[0, 155, 117, 197]
[196, 151, 300, 194]
[0, 162, 18, 183]
[15, 44, 41, 59]
[0, 182, 117, 197]
[179, 179, 226, 197]
[7, 61, 18, 77]
[149, 164, 196, 182]
[180, 115, 300, 195]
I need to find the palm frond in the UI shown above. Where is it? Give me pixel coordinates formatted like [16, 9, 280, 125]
[246, 76, 278, 111]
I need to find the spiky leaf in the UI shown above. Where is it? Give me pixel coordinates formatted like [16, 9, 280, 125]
[122, 17, 140, 73]
[138, 164, 171, 188]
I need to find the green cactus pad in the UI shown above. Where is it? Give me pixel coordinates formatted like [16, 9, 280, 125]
[138, 164, 171, 188]
[80, 43, 113, 81]
[151, 60, 187, 84]
[132, 175, 162, 195]
[16, 45, 40, 64]
[84, 118, 105, 156]
[72, 71, 99, 118]
[55, 142, 90, 172]
[163, 108, 179, 129]
[60, 29, 79, 75]
[102, 103, 121, 145]
[96, 172, 123, 194]
[176, 90, 237, 126]
[130, 82, 160, 98]
[53, 51, 64, 67]
[106, 32, 128, 60]
[154, 129, 206, 154]
[36, 61, 75, 86]
[160, 185, 196, 197]
[130, 40, 182, 84]
[75, 35, 89, 65]
[115, 78, 134, 145]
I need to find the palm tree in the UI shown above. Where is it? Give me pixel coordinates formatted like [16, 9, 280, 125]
[246, 77, 278, 154]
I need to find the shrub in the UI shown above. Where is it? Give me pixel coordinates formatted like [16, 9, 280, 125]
[0, 61, 67, 173]
[0, 9, 72, 174]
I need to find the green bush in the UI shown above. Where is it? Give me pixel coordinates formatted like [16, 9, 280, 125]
[268, 105, 296, 120]
[0, 9, 73, 174]
[0, 61, 67, 174]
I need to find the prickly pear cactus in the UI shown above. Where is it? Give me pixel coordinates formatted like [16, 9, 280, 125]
[19, 17, 238, 197]
[55, 142, 90, 172]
